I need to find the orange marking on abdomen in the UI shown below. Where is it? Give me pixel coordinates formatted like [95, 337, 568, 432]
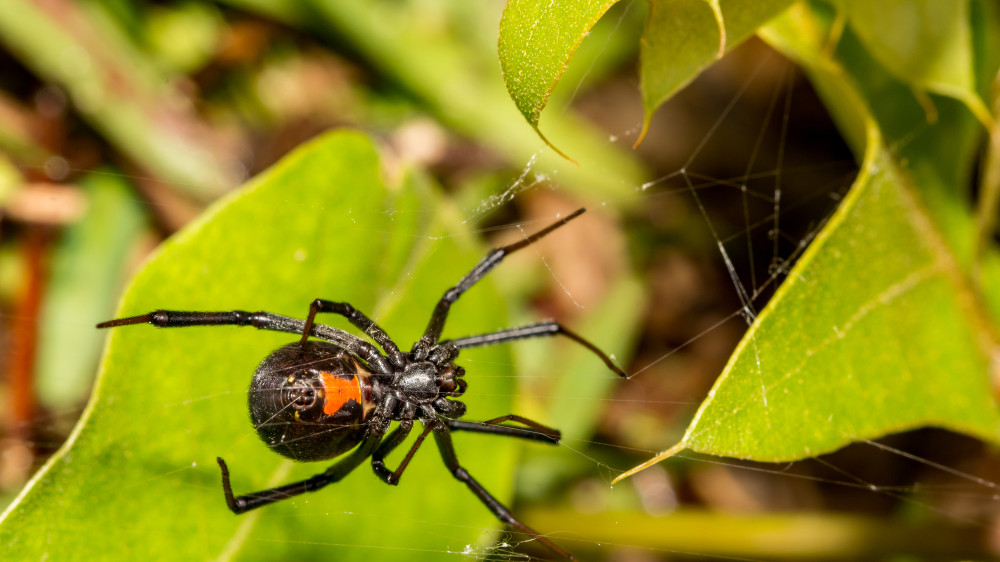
[319, 372, 363, 415]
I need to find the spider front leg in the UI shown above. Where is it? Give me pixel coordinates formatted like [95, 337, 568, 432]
[443, 321, 627, 378]
[413, 209, 586, 358]
[96, 309, 394, 374]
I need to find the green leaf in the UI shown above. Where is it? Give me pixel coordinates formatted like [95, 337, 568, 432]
[637, 0, 793, 142]
[834, 0, 994, 128]
[682, 137, 1000, 461]
[0, 132, 522, 559]
[618, 127, 1000, 477]
[498, 0, 795, 153]
[498, 0, 621, 158]
[616, 1, 1000, 481]
[764, 1, 1000, 323]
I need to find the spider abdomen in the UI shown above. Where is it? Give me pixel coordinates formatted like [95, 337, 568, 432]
[249, 341, 374, 461]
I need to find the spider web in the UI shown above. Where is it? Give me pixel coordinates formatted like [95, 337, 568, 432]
[437, 15, 998, 562]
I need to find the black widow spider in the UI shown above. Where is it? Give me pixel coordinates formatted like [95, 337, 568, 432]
[97, 208, 625, 559]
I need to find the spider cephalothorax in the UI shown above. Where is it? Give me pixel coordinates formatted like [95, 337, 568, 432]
[98, 208, 625, 560]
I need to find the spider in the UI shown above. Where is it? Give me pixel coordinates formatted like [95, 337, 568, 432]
[97, 208, 624, 559]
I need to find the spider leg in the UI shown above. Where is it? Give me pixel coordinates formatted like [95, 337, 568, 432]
[218, 429, 383, 514]
[483, 414, 561, 439]
[445, 415, 560, 445]
[431, 421, 574, 560]
[370, 421, 435, 485]
[96, 310, 393, 374]
[300, 300, 405, 366]
[415, 209, 586, 356]
[442, 321, 626, 378]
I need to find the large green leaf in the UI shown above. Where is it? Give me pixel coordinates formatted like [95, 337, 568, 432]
[498, 0, 794, 152]
[0, 132, 524, 559]
[498, 0, 621, 158]
[682, 133, 1000, 461]
[764, 1, 1000, 324]
[618, 125, 1000, 477]
[616, 1, 1000, 481]
[638, 0, 792, 142]
[835, 0, 993, 127]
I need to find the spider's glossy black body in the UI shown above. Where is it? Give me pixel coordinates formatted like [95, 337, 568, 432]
[251, 341, 376, 461]
[97, 208, 625, 560]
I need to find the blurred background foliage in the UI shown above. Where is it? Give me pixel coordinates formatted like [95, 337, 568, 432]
[0, 0, 997, 560]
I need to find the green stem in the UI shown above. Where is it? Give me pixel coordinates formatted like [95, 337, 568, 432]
[974, 71, 1000, 285]
[522, 507, 990, 559]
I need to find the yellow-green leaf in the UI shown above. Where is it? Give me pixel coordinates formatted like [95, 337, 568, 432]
[683, 138, 1000, 461]
[836, 0, 993, 127]
[616, 2, 1000, 482]
[499, 0, 621, 157]
[0, 132, 520, 559]
[638, 0, 792, 142]
[618, 127, 1000, 479]
[498, 0, 795, 152]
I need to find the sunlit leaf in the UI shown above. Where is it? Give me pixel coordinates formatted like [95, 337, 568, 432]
[498, 0, 621, 157]
[834, 0, 993, 128]
[683, 137, 1000, 460]
[0, 132, 523, 560]
[616, 3, 1000, 481]
[617, 127, 1000, 478]
[637, 0, 792, 143]
[498, 0, 796, 152]
[765, 2, 1000, 323]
